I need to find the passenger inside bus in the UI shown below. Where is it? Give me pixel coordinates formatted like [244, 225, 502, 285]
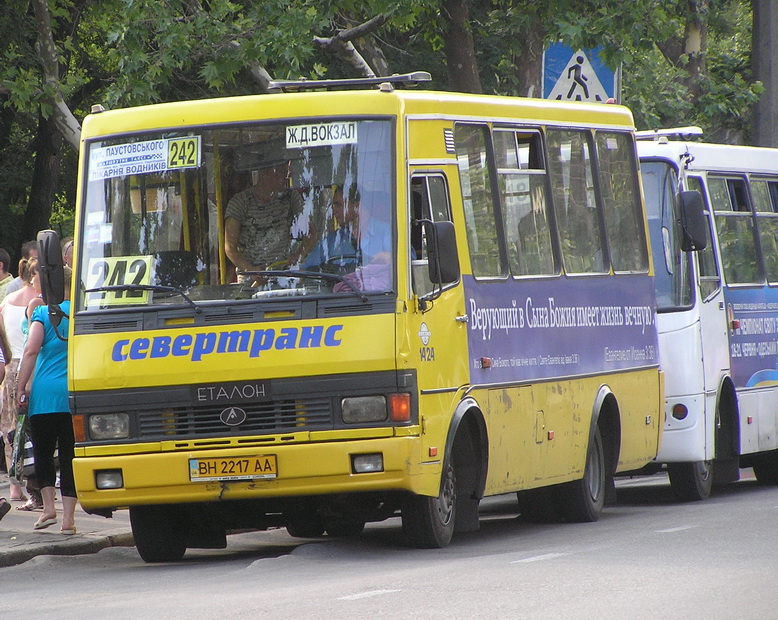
[300, 185, 360, 272]
[331, 188, 393, 292]
[224, 162, 303, 282]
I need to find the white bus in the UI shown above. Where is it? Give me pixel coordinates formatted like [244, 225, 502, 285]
[638, 129, 778, 500]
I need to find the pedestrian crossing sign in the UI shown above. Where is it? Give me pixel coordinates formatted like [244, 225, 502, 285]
[543, 44, 619, 103]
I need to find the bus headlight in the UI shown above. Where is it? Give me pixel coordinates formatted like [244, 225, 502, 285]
[89, 413, 130, 440]
[352, 453, 384, 473]
[342, 396, 387, 423]
[95, 469, 124, 489]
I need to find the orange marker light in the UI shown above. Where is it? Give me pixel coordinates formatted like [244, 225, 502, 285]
[389, 393, 411, 422]
[72, 414, 87, 442]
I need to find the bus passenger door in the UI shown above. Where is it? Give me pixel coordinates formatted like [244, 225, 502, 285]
[688, 176, 728, 462]
[408, 172, 469, 444]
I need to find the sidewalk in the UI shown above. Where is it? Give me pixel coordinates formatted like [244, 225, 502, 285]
[0, 473, 135, 567]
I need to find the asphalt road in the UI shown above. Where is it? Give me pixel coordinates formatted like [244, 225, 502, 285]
[2, 470, 776, 619]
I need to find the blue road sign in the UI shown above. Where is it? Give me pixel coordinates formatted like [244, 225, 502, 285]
[543, 44, 619, 102]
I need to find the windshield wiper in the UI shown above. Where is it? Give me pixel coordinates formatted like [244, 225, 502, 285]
[84, 284, 201, 312]
[239, 269, 369, 303]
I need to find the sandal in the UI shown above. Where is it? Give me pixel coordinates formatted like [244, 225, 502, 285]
[10, 495, 28, 502]
[34, 516, 57, 530]
[16, 498, 43, 511]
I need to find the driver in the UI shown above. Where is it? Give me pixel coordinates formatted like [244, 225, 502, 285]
[300, 185, 360, 272]
[224, 162, 302, 283]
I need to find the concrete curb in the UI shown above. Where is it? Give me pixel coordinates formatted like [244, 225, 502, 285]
[0, 530, 135, 568]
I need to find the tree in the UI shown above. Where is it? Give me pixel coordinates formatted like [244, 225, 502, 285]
[751, 0, 778, 146]
[0, 0, 114, 256]
[0, 0, 774, 261]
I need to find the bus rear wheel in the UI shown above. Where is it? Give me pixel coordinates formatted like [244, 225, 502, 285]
[560, 426, 605, 522]
[667, 460, 713, 501]
[130, 505, 187, 563]
[402, 459, 456, 548]
[752, 452, 778, 485]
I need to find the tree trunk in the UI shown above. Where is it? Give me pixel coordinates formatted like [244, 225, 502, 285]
[31, 0, 82, 150]
[751, 0, 778, 147]
[441, 0, 482, 93]
[514, 22, 545, 98]
[22, 114, 62, 241]
[683, 0, 708, 103]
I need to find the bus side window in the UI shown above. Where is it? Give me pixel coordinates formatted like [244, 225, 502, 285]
[546, 129, 606, 274]
[709, 176, 761, 284]
[494, 129, 555, 277]
[752, 178, 778, 284]
[454, 124, 505, 278]
[411, 174, 454, 296]
[596, 131, 648, 272]
[411, 190, 424, 259]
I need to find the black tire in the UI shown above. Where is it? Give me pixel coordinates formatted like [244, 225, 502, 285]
[130, 505, 186, 563]
[752, 452, 778, 485]
[560, 426, 606, 522]
[667, 460, 713, 501]
[402, 459, 456, 548]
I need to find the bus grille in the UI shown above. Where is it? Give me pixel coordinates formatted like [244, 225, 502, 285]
[137, 396, 333, 439]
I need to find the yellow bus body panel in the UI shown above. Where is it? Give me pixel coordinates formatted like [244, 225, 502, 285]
[70, 314, 396, 391]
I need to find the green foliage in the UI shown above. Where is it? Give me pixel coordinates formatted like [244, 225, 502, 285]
[0, 0, 767, 257]
[103, 0, 336, 105]
[621, 0, 760, 136]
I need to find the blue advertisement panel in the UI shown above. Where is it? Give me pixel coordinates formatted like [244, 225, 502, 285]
[464, 275, 658, 385]
[723, 287, 778, 388]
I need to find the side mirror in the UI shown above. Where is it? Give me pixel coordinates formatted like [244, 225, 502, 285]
[678, 190, 707, 252]
[427, 221, 460, 284]
[37, 229, 65, 308]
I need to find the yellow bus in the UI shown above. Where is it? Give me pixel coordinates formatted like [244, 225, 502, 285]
[50, 72, 663, 561]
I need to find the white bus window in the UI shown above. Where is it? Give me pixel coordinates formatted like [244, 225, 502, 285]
[686, 176, 720, 299]
[753, 179, 778, 283]
[758, 214, 778, 283]
[596, 132, 648, 273]
[751, 179, 775, 213]
[716, 215, 761, 284]
[709, 176, 750, 212]
[547, 129, 605, 274]
[710, 176, 761, 284]
[454, 124, 505, 278]
[494, 130, 555, 277]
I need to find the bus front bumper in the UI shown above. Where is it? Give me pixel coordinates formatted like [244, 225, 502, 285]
[73, 435, 441, 510]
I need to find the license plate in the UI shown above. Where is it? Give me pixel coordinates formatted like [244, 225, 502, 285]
[189, 455, 278, 482]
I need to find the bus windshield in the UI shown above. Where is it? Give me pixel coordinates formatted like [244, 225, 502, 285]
[641, 160, 693, 311]
[77, 118, 394, 312]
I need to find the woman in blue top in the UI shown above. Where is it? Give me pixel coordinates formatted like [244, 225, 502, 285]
[15, 266, 75, 534]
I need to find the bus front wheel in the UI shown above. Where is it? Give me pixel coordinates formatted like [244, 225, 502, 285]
[667, 461, 713, 501]
[130, 505, 187, 563]
[402, 460, 456, 548]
